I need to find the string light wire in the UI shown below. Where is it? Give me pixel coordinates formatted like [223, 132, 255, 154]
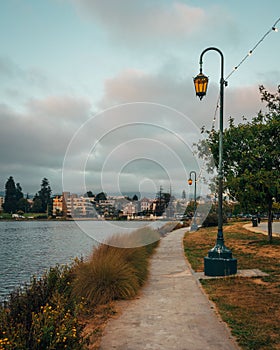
[196, 17, 279, 182]
[226, 17, 280, 80]
[210, 16, 279, 129]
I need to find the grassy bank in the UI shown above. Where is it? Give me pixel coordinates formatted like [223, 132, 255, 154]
[184, 222, 280, 350]
[0, 226, 161, 350]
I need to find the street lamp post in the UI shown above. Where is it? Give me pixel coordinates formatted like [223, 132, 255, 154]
[193, 47, 237, 276]
[188, 171, 198, 231]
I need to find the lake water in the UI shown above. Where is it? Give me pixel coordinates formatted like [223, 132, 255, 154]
[0, 220, 163, 301]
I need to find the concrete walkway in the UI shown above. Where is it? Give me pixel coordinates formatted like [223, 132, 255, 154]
[244, 221, 280, 236]
[99, 228, 240, 350]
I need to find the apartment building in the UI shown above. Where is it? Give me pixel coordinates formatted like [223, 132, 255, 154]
[52, 192, 70, 216]
[66, 195, 95, 218]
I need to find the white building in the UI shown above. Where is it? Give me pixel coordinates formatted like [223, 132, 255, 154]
[139, 198, 152, 213]
[99, 199, 115, 207]
[66, 195, 95, 218]
[123, 202, 137, 218]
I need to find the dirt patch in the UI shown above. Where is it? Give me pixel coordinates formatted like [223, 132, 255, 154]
[81, 303, 118, 349]
[82, 299, 138, 349]
[251, 278, 268, 285]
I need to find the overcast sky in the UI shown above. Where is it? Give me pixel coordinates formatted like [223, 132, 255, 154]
[0, 0, 279, 198]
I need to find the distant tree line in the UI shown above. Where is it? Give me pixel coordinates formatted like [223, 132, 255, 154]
[2, 176, 52, 214]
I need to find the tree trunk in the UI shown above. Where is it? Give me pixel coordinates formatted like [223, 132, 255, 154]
[267, 199, 273, 244]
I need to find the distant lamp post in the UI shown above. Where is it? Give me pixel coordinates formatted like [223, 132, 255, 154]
[193, 47, 237, 276]
[188, 171, 198, 231]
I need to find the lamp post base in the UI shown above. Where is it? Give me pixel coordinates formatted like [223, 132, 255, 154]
[204, 257, 237, 276]
[204, 242, 237, 276]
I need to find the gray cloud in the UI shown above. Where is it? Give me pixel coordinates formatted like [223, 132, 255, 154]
[0, 60, 263, 196]
[69, 0, 238, 50]
[0, 95, 92, 193]
[70, 66, 264, 195]
[0, 1, 274, 198]
[62, 100, 209, 197]
[71, 0, 205, 36]
[0, 56, 50, 89]
[0, 56, 23, 79]
[98, 67, 262, 128]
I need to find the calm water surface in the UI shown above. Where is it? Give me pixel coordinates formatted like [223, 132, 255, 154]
[0, 220, 159, 300]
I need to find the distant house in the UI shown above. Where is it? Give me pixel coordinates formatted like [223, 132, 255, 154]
[123, 202, 137, 218]
[139, 197, 152, 213]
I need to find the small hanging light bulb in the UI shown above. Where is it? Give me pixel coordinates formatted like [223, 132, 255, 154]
[248, 50, 253, 56]
[272, 27, 278, 32]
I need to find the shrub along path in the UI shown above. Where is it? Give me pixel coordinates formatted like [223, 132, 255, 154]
[99, 228, 239, 350]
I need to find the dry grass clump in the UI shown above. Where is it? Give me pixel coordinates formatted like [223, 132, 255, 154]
[73, 246, 140, 305]
[72, 226, 161, 305]
[107, 226, 161, 248]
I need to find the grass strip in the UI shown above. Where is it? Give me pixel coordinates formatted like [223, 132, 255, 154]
[184, 221, 280, 350]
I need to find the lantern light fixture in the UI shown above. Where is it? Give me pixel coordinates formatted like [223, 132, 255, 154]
[193, 72, 209, 100]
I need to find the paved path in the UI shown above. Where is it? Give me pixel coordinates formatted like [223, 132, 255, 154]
[258, 221, 280, 234]
[100, 228, 239, 350]
[244, 221, 280, 236]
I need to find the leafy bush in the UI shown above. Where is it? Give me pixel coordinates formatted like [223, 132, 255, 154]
[35, 215, 48, 220]
[0, 262, 87, 350]
[30, 293, 85, 350]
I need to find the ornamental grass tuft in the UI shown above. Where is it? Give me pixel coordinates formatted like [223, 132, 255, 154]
[73, 246, 139, 305]
[73, 227, 160, 305]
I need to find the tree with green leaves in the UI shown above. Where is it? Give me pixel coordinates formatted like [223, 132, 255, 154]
[15, 183, 24, 202]
[196, 86, 280, 243]
[154, 186, 171, 216]
[95, 192, 107, 202]
[85, 191, 94, 198]
[132, 194, 138, 201]
[33, 177, 52, 213]
[17, 197, 31, 213]
[3, 176, 18, 213]
[32, 194, 43, 213]
[3, 177, 25, 213]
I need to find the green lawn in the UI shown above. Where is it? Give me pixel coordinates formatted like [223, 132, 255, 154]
[184, 222, 280, 350]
